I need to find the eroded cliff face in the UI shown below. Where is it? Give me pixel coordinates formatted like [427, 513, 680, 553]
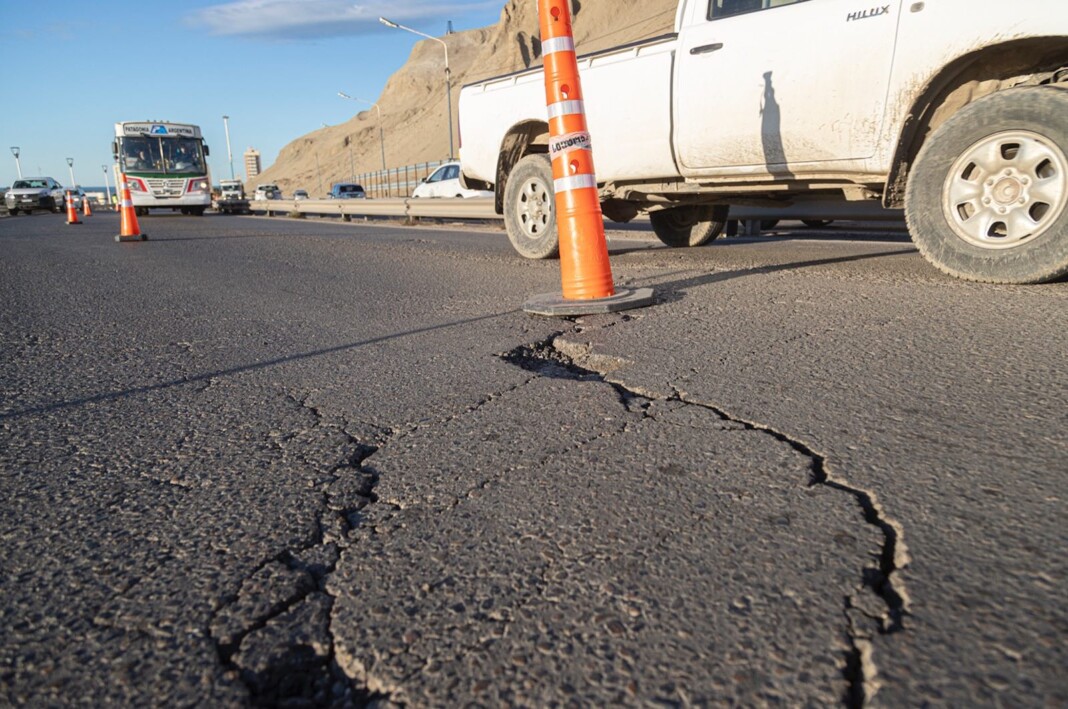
[252, 0, 676, 195]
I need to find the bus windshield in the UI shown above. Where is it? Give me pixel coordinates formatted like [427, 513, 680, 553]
[121, 136, 205, 174]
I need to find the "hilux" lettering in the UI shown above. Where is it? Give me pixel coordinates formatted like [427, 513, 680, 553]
[847, 5, 890, 21]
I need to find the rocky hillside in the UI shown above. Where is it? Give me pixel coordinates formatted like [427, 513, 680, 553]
[252, 0, 677, 195]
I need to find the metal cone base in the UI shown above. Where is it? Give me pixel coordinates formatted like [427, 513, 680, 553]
[523, 287, 654, 317]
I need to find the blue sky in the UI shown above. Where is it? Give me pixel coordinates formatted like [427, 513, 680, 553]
[0, 0, 502, 187]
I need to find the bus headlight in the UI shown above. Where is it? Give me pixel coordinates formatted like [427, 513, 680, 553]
[187, 179, 210, 194]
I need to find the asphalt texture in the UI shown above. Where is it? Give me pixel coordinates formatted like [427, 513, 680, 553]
[0, 210, 1064, 707]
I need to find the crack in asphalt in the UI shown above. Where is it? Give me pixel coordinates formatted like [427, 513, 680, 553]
[208, 394, 391, 708]
[671, 389, 909, 708]
[505, 334, 909, 708]
[209, 330, 907, 706]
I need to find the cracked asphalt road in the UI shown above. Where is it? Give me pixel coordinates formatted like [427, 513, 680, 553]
[1, 212, 1065, 706]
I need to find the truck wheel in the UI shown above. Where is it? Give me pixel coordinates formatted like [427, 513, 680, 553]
[649, 205, 729, 247]
[905, 87, 1068, 283]
[504, 154, 558, 259]
[8, 209, 17, 216]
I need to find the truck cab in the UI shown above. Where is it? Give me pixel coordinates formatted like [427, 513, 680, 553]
[458, 0, 1068, 284]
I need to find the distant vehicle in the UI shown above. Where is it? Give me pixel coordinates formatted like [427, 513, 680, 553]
[254, 184, 282, 200]
[328, 183, 366, 199]
[219, 179, 245, 201]
[216, 179, 250, 214]
[293, 189, 309, 200]
[412, 162, 493, 199]
[112, 121, 211, 216]
[5, 177, 66, 215]
[64, 187, 87, 211]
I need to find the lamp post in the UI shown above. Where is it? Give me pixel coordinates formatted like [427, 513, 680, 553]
[10, 147, 21, 179]
[337, 92, 386, 172]
[66, 157, 76, 188]
[338, 91, 388, 195]
[379, 17, 453, 160]
[102, 165, 112, 206]
[222, 115, 235, 180]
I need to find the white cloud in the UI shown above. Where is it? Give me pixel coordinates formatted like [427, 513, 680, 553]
[187, 0, 499, 39]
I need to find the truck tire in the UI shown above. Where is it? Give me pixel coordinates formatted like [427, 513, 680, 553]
[504, 154, 559, 259]
[8, 209, 17, 216]
[905, 87, 1068, 284]
[649, 205, 729, 247]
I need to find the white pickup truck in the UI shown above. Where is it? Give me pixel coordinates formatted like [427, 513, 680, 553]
[458, 0, 1068, 284]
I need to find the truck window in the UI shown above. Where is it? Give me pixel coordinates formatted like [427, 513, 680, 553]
[709, 0, 808, 20]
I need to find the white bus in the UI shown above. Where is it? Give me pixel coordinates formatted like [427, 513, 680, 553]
[112, 121, 211, 216]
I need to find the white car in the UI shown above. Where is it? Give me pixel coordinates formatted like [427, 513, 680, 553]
[253, 184, 282, 200]
[412, 162, 492, 199]
[64, 187, 87, 211]
[5, 177, 67, 215]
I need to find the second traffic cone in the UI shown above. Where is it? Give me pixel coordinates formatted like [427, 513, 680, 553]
[522, 0, 653, 317]
[65, 191, 82, 225]
[115, 175, 147, 242]
[82, 194, 93, 217]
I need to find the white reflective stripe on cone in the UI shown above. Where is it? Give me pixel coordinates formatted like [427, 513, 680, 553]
[554, 174, 597, 193]
[541, 36, 575, 55]
[547, 100, 585, 119]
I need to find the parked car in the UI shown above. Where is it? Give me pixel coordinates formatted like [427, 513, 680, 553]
[293, 189, 309, 200]
[412, 162, 493, 199]
[328, 183, 366, 199]
[253, 184, 282, 200]
[5, 177, 66, 215]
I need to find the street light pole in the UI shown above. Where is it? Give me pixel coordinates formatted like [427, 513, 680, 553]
[102, 165, 112, 206]
[10, 147, 21, 179]
[66, 157, 76, 188]
[379, 17, 453, 160]
[222, 115, 235, 180]
[338, 91, 388, 192]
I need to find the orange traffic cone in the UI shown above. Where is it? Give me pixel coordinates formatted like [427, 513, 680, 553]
[65, 191, 82, 225]
[523, 0, 652, 316]
[115, 175, 147, 242]
[82, 194, 93, 217]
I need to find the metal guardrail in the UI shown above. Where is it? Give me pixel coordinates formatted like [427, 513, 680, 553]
[247, 197, 499, 220]
[245, 196, 904, 225]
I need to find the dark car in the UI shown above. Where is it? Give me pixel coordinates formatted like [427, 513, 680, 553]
[328, 183, 366, 199]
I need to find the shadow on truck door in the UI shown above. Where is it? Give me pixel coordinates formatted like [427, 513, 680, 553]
[760, 71, 795, 178]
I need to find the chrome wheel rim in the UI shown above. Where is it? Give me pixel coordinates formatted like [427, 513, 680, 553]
[517, 177, 551, 239]
[942, 130, 1068, 250]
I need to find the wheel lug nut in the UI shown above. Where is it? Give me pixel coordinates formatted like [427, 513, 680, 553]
[998, 207, 1007, 214]
[1022, 177, 1030, 185]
